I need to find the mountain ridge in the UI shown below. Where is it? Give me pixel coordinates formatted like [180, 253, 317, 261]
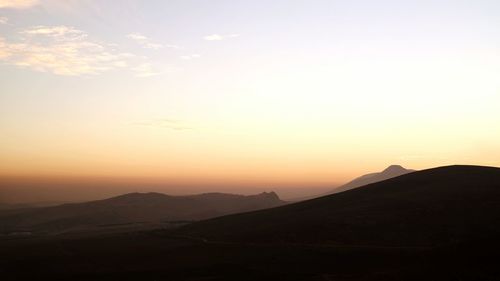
[177, 165, 500, 247]
[330, 164, 415, 194]
[0, 191, 285, 234]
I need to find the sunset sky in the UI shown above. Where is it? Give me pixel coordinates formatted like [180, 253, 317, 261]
[1, 0, 500, 199]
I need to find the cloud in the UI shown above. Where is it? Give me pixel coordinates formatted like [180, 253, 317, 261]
[132, 63, 179, 78]
[132, 62, 162, 77]
[180, 54, 201, 60]
[0, 0, 39, 9]
[0, 25, 163, 77]
[0, 37, 11, 59]
[0, 16, 8, 24]
[203, 34, 240, 41]
[134, 119, 194, 131]
[164, 44, 181, 49]
[127, 32, 178, 50]
[22, 25, 87, 39]
[127, 32, 148, 41]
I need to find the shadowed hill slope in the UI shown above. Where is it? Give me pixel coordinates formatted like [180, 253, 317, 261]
[331, 164, 415, 194]
[178, 165, 500, 247]
[0, 191, 284, 233]
[291, 164, 415, 201]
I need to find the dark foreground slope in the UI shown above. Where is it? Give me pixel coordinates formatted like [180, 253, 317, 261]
[179, 165, 500, 246]
[0, 191, 284, 234]
[331, 164, 415, 194]
[291, 164, 415, 201]
[2, 165, 500, 281]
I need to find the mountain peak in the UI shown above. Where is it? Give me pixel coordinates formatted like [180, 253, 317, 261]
[330, 165, 415, 194]
[261, 191, 280, 199]
[382, 165, 408, 174]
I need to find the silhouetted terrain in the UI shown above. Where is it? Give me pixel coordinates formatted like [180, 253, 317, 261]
[1, 165, 500, 281]
[331, 164, 415, 194]
[0, 191, 284, 234]
[292, 164, 415, 201]
[179, 165, 500, 246]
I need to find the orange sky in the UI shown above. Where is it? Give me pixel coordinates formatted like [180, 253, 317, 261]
[1, 1, 499, 202]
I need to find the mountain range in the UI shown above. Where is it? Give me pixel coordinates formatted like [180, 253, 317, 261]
[178, 165, 500, 246]
[0, 191, 284, 234]
[331, 164, 415, 194]
[0, 165, 413, 235]
[293, 164, 415, 201]
[2, 165, 500, 281]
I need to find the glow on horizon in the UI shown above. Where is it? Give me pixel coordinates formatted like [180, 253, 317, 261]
[0, 0, 499, 188]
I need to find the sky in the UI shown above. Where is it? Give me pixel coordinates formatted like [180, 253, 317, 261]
[1, 0, 500, 201]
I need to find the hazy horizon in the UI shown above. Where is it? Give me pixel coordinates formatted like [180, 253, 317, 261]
[0, 172, 340, 203]
[1, 0, 500, 203]
[0, 163, 416, 204]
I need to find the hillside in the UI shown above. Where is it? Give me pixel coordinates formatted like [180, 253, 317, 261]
[0, 191, 284, 234]
[291, 164, 415, 201]
[179, 165, 500, 246]
[331, 164, 415, 194]
[2, 165, 500, 281]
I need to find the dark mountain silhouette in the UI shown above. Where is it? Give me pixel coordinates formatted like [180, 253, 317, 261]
[179, 165, 500, 246]
[0, 191, 284, 234]
[290, 164, 415, 201]
[331, 164, 415, 194]
[3, 165, 500, 281]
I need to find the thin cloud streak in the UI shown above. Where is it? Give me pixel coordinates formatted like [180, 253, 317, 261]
[0, 0, 39, 9]
[127, 32, 179, 50]
[180, 54, 201, 60]
[21, 25, 87, 40]
[132, 62, 162, 77]
[203, 34, 240, 41]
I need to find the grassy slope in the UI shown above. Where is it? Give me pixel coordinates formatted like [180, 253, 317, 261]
[179, 165, 500, 246]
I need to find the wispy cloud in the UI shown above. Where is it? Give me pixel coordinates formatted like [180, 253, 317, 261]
[0, 16, 8, 24]
[127, 33, 161, 49]
[134, 119, 194, 131]
[0, 25, 163, 77]
[0, 0, 39, 9]
[127, 32, 178, 50]
[180, 54, 201, 60]
[203, 34, 240, 41]
[21, 25, 87, 39]
[0, 37, 11, 59]
[132, 62, 162, 77]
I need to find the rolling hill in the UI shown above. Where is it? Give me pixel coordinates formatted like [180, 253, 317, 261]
[2, 165, 500, 281]
[292, 164, 415, 201]
[0, 191, 284, 234]
[331, 164, 415, 194]
[178, 165, 500, 247]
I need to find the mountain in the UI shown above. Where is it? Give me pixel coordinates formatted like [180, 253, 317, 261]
[0, 191, 284, 234]
[178, 165, 500, 247]
[331, 164, 415, 194]
[290, 165, 415, 202]
[3, 165, 500, 281]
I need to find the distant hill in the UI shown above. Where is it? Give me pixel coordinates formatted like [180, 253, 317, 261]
[0, 191, 284, 234]
[3, 166, 500, 281]
[291, 165, 415, 201]
[331, 164, 415, 194]
[179, 165, 500, 247]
